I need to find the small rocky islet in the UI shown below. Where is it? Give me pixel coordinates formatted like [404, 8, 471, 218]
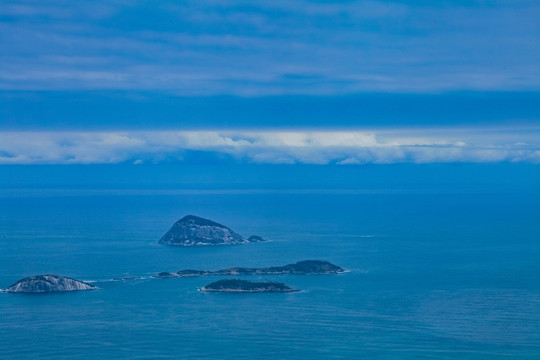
[156, 260, 344, 278]
[158, 215, 265, 246]
[3, 275, 97, 294]
[201, 279, 298, 293]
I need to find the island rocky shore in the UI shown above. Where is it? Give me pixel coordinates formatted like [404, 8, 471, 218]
[3, 275, 97, 293]
[201, 279, 298, 293]
[158, 215, 265, 246]
[156, 260, 344, 278]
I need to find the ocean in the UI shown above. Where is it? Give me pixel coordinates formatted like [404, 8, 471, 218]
[1, 190, 539, 359]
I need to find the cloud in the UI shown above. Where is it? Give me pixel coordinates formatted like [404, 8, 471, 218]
[0, 1, 538, 94]
[0, 128, 539, 165]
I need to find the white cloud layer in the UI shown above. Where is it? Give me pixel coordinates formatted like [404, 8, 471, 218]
[0, 128, 539, 165]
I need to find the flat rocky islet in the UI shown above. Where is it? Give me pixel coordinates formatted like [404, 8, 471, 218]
[201, 279, 298, 293]
[155, 260, 344, 278]
[158, 215, 265, 246]
[3, 275, 97, 293]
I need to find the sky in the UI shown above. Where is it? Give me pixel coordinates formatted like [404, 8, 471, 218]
[1, 0, 539, 94]
[0, 0, 539, 183]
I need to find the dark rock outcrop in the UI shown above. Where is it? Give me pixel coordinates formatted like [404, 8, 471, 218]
[3, 275, 97, 293]
[158, 215, 265, 246]
[247, 235, 264, 242]
[201, 279, 298, 293]
[155, 260, 344, 278]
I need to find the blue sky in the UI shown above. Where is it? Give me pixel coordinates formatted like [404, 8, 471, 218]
[0, 0, 539, 168]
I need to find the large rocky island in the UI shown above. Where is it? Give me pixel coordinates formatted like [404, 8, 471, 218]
[201, 279, 298, 293]
[156, 260, 344, 278]
[158, 215, 265, 246]
[3, 275, 97, 293]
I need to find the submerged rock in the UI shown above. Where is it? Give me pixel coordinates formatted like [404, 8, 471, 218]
[112, 275, 144, 281]
[155, 272, 178, 279]
[158, 215, 265, 246]
[201, 279, 298, 293]
[4, 275, 97, 293]
[156, 260, 344, 278]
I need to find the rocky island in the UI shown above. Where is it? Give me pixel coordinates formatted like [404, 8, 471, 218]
[201, 279, 298, 293]
[156, 260, 344, 278]
[3, 275, 97, 293]
[158, 215, 265, 246]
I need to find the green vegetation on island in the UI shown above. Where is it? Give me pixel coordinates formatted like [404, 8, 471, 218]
[201, 279, 298, 293]
[155, 260, 344, 278]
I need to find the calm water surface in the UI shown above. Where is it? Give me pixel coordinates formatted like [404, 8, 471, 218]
[1, 192, 539, 359]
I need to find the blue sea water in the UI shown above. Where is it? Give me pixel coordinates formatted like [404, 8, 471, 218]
[1, 191, 539, 359]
